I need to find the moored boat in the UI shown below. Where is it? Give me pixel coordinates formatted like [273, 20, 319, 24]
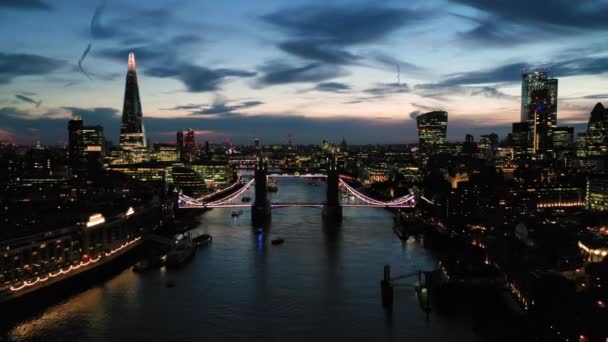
[193, 234, 212, 246]
[165, 235, 196, 268]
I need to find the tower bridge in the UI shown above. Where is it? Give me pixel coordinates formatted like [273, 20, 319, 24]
[178, 157, 416, 224]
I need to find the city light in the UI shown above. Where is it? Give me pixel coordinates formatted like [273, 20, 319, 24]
[86, 214, 105, 227]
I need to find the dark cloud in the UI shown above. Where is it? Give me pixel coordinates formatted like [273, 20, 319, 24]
[0, 0, 51, 10]
[582, 94, 608, 100]
[15, 94, 41, 107]
[278, 40, 360, 65]
[261, 5, 430, 70]
[90, 5, 172, 41]
[367, 52, 424, 73]
[147, 64, 256, 92]
[470, 86, 514, 98]
[162, 104, 205, 111]
[409, 111, 422, 120]
[364, 82, 409, 96]
[0, 52, 66, 84]
[411, 103, 440, 111]
[192, 97, 264, 116]
[78, 43, 93, 80]
[63, 107, 119, 118]
[313, 82, 351, 93]
[256, 62, 345, 86]
[262, 6, 429, 45]
[452, 0, 608, 45]
[416, 56, 608, 96]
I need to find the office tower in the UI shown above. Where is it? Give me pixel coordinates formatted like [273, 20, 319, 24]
[416, 111, 448, 164]
[254, 138, 260, 150]
[184, 129, 195, 149]
[82, 125, 104, 154]
[551, 127, 573, 150]
[68, 117, 104, 176]
[521, 71, 558, 156]
[119, 52, 146, 151]
[177, 131, 184, 150]
[512, 122, 530, 160]
[584, 103, 608, 156]
[68, 116, 85, 175]
[480, 133, 499, 159]
[179, 128, 196, 163]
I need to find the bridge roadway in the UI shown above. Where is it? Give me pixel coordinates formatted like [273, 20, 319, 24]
[180, 203, 416, 209]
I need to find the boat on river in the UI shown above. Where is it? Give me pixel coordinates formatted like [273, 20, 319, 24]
[165, 235, 196, 268]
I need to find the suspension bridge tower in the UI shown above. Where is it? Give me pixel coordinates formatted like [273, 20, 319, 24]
[323, 156, 342, 222]
[252, 156, 271, 225]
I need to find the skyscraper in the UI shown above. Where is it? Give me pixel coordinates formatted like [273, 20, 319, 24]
[68, 116, 105, 176]
[579, 103, 608, 157]
[119, 53, 146, 151]
[416, 111, 448, 164]
[68, 116, 84, 176]
[521, 71, 558, 156]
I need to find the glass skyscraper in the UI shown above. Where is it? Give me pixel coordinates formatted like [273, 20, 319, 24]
[416, 111, 448, 164]
[521, 71, 558, 156]
[119, 53, 146, 151]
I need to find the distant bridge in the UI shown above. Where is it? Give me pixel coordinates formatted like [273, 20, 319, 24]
[179, 157, 416, 223]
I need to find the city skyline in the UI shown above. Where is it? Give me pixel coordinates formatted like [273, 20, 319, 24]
[2, 0, 608, 144]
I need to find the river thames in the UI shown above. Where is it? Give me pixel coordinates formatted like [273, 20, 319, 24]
[4, 177, 480, 341]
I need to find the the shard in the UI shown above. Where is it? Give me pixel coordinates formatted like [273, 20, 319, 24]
[119, 52, 146, 150]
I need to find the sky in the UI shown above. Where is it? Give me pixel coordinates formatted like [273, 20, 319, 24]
[1, 0, 608, 145]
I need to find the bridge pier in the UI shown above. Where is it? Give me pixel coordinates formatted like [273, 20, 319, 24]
[322, 156, 342, 222]
[252, 157, 271, 225]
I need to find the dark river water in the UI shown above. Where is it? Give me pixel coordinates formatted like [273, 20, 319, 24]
[4, 177, 481, 341]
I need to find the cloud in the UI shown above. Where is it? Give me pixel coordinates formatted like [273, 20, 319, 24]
[313, 82, 351, 93]
[367, 51, 424, 73]
[278, 40, 360, 65]
[0, 0, 51, 11]
[256, 61, 345, 86]
[582, 94, 608, 100]
[262, 5, 429, 45]
[364, 82, 409, 96]
[15, 94, 42, 107]
[0, 52, 66, 84]
[147, 64, 256, 92]
[77, 43, 93, 80]
[90, 5, 172, 41]
[261, 4, 431, 70]
[451, 0, 608, 45]
[98, 40, 254, 92]
[162, 104, 206, 111]
[409, 111, 422, 120]
[192, 96, 264, 116]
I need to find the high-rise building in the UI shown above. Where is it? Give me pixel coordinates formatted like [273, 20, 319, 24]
[68, 116, 85, 175]
[82, 125, 104, 154]
[119, 53, 146, 151]
[416, 111, 448, 164]
[583, 103, 608, 156]
[512, 122, 529, 160]
[551, 126, 573, 150]
[180, 128, 196, 163]
[520, 71, 558, 157]
[184, 129, 195, 149]
[254, 138, 260, 150]
[176, 131, 184, 150]
[480, 133, 499, 159]
[68, 116, 105, 176]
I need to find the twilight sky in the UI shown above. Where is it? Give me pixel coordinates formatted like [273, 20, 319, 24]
[1, 0, 608, 145]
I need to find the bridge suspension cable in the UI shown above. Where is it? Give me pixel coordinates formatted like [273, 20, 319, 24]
[206, 178, 255, 206]
[339, 179, 415, 207]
